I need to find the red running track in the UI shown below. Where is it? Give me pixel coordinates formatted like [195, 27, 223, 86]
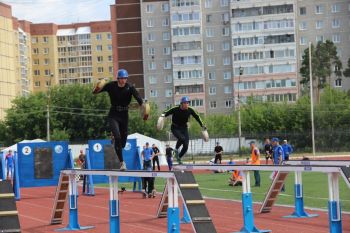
[16, 185, 350, 233]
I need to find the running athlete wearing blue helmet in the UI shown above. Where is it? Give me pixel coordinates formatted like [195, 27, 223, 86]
[158, 96, 206, 164]
[93, 69, 144, 170]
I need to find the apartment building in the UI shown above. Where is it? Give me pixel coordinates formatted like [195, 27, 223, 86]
[296, 0, 350, 90]
[30, 21, 113, 93]
[111, 0, 300, 114]
[0, 3, 16, 120]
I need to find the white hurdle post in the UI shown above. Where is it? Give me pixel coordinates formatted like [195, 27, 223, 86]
[109, 176, 120, 233]
[284, 171, 318, 218]
[328, 172, 342, 233]
[238, 171, 270, 233]
[167, 177, 180, 233]
[57, 174, 94, 231]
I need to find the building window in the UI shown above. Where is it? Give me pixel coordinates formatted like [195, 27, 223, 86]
[205, 0, 212, 8]
[97, 56, 103, 62]
[147, 19, 154, 27]
[44, 58, 49, 65]
[316, 35, 324, 43]
[107, 33, 112, 40]
[208, 72, 216, 80]
[108, 45, 112, 51]
[316, 20, 324, 29]
[162, 18, 170, 27]
[332, 34, 340, 43]
[220, 0, 228, 7]
[164, 60, 172, 69]
[44, 69, 50, 76]
[206, 28, 214, 37]
[222, 41, 230, 51]
[43, 48, 49, 54]
[163, 47, 171, 55]
[98, 67, 104, 73]
[150, 90, 158, 97]
[299, 7, 306, 15]
[163, 32, 170, 40]
[225, 99, 232, 108]
[33, 48, 39, 54]
[332, 19, 340, 28]
[299, 22, 307, 30]
[96, 34, 102, 40]
[165, 89, 172, 97]
[147, 33, 155, 41]
[109, 66, 113, 73]
[224, 86, 232, 94]
[300, 36, 307, 45]
[164, 75, 172, 83]
[223, 71, 231, 80]
[148, 47, 155, 56]
[43, 37, 49, 43]
[209, 101, 217, 109]
[335, 79, 342, 87]
[162, 3, 169, 12]
[146, 4, 154, 13]
[108, 56, 112, 62]
[33, 59, 39, 65]
[207, 43, 214, 52]
[222, 27, 230, 36]
[34, 70, 40, 76]
[223, 57, 231, 65]
[149, 61, 156, 70]
[206, 14, 212, 23]
[149, 76, 157, 84]
[331, 4, 340, 13]
[96, 45, 103, 51]
[207, 57, 215, 66]
[315, 5, 324, 14]
[34, 81, 40, 87]
[209, 86, 216, 95]
[32, 37, 38, 44]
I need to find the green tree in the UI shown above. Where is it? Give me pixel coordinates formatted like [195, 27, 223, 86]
[300, 40, 342, 102]
[343, 58, 350, 78]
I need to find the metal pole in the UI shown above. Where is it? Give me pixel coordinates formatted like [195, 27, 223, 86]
[46, 81, 51, 142]
[238, 67, 243, 157]
[309, 42, 315, 157]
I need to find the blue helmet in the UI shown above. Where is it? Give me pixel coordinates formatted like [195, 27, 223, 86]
[117, 69, 128, 79]
[180, 96, 190, 104]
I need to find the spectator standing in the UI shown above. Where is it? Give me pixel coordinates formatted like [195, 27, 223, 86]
[264, 138, 273, 165]
[282, 140, 293, 161]
[214, 142, 223, 164]
[271, 137, 285, 191]
[249, 141, 261, 187]
[141, 142, 155, 198]
[152, 144, 161, 171]
[5, 150, 14, 180]
[165, 144, 174, 171]
[78, 150, 85, 169]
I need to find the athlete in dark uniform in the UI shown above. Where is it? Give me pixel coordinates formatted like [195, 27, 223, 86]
[93, 69, 143, 170]
[161, 96, 205, 163]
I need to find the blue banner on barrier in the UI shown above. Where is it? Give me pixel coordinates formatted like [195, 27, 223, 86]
[17, 141, 69, 187]
[88, 139, 142, 184]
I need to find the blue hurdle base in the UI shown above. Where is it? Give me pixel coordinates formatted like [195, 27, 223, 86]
[234, 227, 271, 233]
[55, 225, 95, 232]
[284, 212, 318, 218]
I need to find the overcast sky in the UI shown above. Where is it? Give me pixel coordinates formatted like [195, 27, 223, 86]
[2, 0, 115, 24]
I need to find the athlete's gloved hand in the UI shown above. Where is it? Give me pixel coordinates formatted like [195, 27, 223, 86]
[157, 114, 165, 130]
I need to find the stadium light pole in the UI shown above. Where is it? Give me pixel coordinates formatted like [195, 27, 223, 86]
[46, 73, 53, 142]
[238, 66, 243, 157]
